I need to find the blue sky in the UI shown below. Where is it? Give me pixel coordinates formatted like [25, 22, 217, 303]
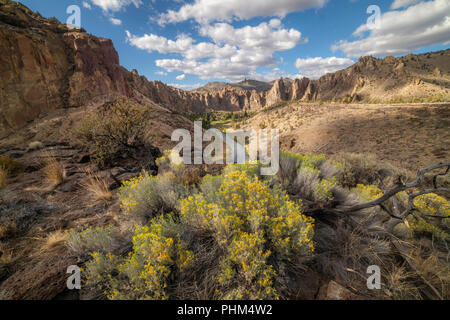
[16, 0, 450, 90]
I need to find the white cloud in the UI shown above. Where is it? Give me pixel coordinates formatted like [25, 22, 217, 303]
[295, 57, 354, 79]
[82, 1, 92, 9]
[109, 17, 122, 25]
[158, 0, 328, 24]
[155, 71, 168, 76]
[90, 0, 143, 12]
[333, 0, 450, 58]
[126, 21, 303, 81]
[391, 0, 421, 9]
[176, 74, 186, 80]
[168, 83, 205, 91]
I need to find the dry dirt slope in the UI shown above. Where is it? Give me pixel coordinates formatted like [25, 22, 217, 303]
[241, 102, 450, 171]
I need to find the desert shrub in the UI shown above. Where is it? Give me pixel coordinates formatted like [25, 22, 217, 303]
[278, 152, 325, 187]
[353, 184, 384, 202]
[278, 152, 303, 184]
[352, 184, 389, 220]
[403, 192, 450, 241]
[278, 152, 336, 201]
[353, 185, 449, 241]
[330, 153, 394, 188]
[302, 154, 326, 169]
[84, 214, 195, 300]
[66, 225, 122, 257]
[180, 169, 315, 299]
[156, 150, 185, 173]
[291, 167, 320, 200]
[73, 100, 149, 168]
[222, 161, 262, 178]
[118, 171, 188, 223]
[315, 178, 338, 201]
[85, 163, 314, 300]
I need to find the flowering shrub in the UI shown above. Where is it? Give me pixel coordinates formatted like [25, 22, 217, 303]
[84, 163, 314, 300]
[223, 161, 262, 177]
[353, 184, 384, 202]
[84, 214, 195, 300]
[181, 169, 314, 299]
[301, 154, 326, 170]
[315, 178, 338, 201]
[406, 193, 450, 241]
[353, 186, 449, 241]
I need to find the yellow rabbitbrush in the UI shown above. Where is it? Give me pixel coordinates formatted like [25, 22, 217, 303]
[84, 163, 314, 300]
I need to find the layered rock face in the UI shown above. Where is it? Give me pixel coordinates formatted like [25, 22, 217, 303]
[0, 0, 73, 136]
[0, 0, 134, 137]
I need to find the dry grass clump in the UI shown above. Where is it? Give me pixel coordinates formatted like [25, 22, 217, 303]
[384, 263, 422, 300]
[0, 220, 17, 240]
[408, 249, 450, 299]
[0, 245, 14, 266]
[0, 166, 7, 189]
[42, 152, 65, 185]
[39, 230, 67, 254]
[82, 169, 112, 202]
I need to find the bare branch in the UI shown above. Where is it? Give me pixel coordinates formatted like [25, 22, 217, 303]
[337, 162, 450, 214]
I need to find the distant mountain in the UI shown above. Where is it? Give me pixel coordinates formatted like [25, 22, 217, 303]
[194, 79, 272, 92]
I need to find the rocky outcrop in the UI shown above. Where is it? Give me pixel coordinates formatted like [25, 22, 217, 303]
[0, 0, 73, 136]
[0, 0, 135, 137]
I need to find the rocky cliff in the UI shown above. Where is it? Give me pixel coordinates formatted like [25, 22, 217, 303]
[1, 0, 449, 138]
[191, 50, 450, 109]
